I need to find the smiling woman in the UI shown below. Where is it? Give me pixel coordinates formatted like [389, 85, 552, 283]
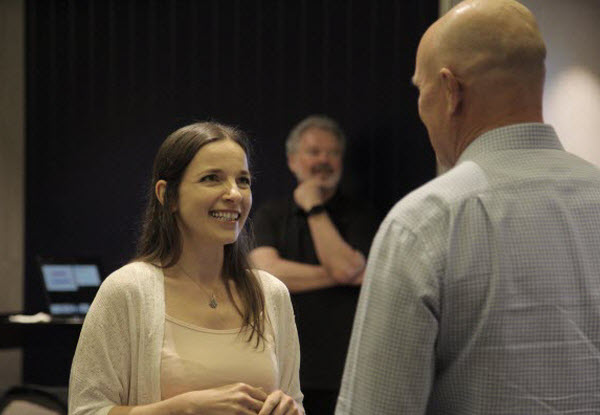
[68, 122, 304, 415]
[167, 139, 252, 249]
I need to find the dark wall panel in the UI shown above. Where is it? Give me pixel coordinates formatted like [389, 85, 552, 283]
[25, 0, 437, 383]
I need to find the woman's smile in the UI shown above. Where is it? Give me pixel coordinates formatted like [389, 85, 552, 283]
[209, 210, 241, 222]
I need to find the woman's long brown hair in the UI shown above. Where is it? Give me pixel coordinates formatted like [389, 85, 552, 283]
[134, 121, 265, 345]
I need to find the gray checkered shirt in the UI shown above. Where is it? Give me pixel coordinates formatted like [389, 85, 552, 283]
[336, 124, 600, 414]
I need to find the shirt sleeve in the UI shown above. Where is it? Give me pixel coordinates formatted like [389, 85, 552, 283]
[277, 283, 304, 409]
[335, 219, 440, 415]
[69, 276, 132, 415]
[259, 270, 304, 409]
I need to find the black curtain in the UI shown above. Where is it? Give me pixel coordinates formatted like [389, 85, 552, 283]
[25, 0, 437, 384]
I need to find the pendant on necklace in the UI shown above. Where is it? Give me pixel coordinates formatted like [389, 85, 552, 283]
[209, 294, 218, 309]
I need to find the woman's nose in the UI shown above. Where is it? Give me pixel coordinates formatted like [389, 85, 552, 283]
[223, 181, 242, 201]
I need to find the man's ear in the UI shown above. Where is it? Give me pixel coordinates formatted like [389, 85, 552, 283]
[440, 67, 462, 116]
[155, 180, 168, 207]
[287, 154, 297, 175]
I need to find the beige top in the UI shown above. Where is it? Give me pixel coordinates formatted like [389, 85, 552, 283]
[69, 263, 303, 415]
[160, 314, 279, 400]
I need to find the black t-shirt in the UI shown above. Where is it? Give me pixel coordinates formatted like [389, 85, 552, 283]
[252, 191, 379, 390]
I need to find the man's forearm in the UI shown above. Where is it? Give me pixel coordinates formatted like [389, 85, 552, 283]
[307, 212, 366, 283]
[249, 248, 337, 293]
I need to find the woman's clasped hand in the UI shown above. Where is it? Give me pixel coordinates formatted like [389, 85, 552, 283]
[175, 383, 302, 415]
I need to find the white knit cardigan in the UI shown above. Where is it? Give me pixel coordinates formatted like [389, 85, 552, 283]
[68, 262, 303, 415]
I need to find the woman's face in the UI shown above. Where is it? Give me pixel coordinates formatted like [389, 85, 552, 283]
[175, 139, 252, 248]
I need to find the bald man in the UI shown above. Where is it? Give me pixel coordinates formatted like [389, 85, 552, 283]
[336, 1, 600, 413]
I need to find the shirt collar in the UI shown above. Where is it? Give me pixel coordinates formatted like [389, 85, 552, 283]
[457, 123, 564, 164]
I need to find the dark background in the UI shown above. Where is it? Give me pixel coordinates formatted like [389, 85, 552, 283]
[24, 0, 438, 384]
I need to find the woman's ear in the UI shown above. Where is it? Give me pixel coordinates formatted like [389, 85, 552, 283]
[155, 180, 167, 206]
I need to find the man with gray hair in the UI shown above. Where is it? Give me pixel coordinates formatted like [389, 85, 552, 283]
[336, 0, 600, 413]
[251, 115, 378, 415]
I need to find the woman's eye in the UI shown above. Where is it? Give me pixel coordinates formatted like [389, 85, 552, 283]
[200, 174, 219, 182]
[238, 177, 252, 187]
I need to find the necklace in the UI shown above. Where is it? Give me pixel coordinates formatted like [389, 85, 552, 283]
[178, 265, 219, 309]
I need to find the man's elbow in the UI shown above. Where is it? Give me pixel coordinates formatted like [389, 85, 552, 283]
[330, 268, 355, 283]
[330, 252, 366, 283]
[249, 248, 279, 271]
[348, 250, 366, 275]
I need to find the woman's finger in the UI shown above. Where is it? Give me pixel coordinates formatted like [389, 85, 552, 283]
[272, 395, 296, 415]
[257, 391, 282, 415]
[236, 383, 268, 402]
[233, 391, 265, 413]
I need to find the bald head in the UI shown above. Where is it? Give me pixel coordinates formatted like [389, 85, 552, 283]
[413, 0, 546, 167]
[435, 0, 546, 85]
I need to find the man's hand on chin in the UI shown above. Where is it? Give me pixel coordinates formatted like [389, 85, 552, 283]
[293, 178, 325, 212]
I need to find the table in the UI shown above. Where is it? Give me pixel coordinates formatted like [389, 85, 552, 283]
[0, 314, 83, 386]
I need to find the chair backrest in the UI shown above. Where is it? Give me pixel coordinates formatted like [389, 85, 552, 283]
[0, 386, 67, 415]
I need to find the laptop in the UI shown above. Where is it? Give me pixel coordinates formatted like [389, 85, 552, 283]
[37, 256, 104, 319]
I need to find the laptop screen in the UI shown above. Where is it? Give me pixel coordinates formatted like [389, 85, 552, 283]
[39, 260, 103, 316]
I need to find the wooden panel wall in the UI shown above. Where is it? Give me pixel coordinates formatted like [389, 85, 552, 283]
[1, 0, 25, 389]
